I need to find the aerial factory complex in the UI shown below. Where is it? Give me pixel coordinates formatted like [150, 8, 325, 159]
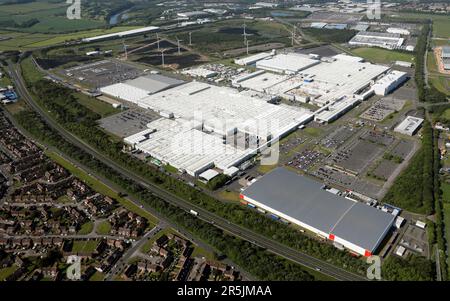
[0, 0, 449, 284]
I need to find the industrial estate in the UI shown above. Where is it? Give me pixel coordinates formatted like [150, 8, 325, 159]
[0, 0, 449, 286]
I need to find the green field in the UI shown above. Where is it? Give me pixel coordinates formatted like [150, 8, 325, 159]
[77, 221, 94, 235]
[351, 47, 415, 64]
[0, 26, 140, 50]
[89, 271, 104, 281]
[20, 57, 44, 84]
[442, 182, 450, 202]
[71, 240, 99, 253]
[0, 265, 18, 281]
[167, 19, 290, 55]
[46, 151, 158, 225]
[96, 220, 112, 235]
[426, 52, 449, 95]
[74, 94, 120, 117]
[0, 0, 104, 34]
[396, 13, 450, 38]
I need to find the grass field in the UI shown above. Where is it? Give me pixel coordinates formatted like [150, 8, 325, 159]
[89, 271, 104, 281]
[74, 94, 120, 117]
[0, 265, 18, 281]
[218, 190, 240, 202]
[396, 12, 450, 38]
[20, 56, 44, 84]
[303, 127, 323, 137]
[442, 182, 450, 202]
[71, 240, 99, 253]
[0, 1, 104, 34]
[0, 26, 140, 50]
[168, 19, 289, 55]
[46, 151, 158, 226]
[77, 221, 94, 235]
[351, 47, 415, 64]
[425, 52, 449, 95]
[96, 220, 112, 235]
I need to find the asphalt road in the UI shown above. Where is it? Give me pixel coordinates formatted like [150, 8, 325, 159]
[8, 62, 368, 281]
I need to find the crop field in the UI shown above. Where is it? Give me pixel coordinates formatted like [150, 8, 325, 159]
[350, 47, 415, 64]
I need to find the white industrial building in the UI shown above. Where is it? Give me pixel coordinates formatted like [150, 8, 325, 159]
[372, 70, 408, 96]
[82, 26, 159, 42]
[387, 27, 410, 35]
[394, 116, 424, 136]
[292, 55, 389, 106]
[234, 51, 275, 66]
[123, 82, 313, 176]
[182, 67, 218, 78]
[395, 61, 413, 68]
[255, 53, 320, 74]
[310, 22, 327, 29]
[349, 31, 404, 50]
[241, 168, 395, 257]
[233, 53, 390, 120]
[314, 96, 361, 124]
[100, 74, 184, 103]
[124, 118, 254, 176]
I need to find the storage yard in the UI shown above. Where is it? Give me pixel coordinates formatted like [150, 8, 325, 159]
[60, 60, 143, 88]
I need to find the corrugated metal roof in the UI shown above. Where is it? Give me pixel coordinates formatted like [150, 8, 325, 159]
[242, 168, 395, 251]
[242, 168, 355, 234]
[126, 74, 184, 94]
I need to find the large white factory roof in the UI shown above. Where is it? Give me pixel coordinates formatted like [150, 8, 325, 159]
[241, 168, 395, 256]
[296, 57, 389, 105]
[232, 71, 288, 93]
[129, 81, 313, 138]
[125, 118, 255, 176]
[100, 74, 184, 102]
[394, 116, 424, 136]
[387, 27, 410, 35]
[372, 70, 408, 96]
[234, 52, 274, 66]
[349, 31, 404, 50]
[256, 53, 320, 74]
[234, 55, 389, 107]
[315, 96, 360, 123]
[82, 26, 159, 42]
